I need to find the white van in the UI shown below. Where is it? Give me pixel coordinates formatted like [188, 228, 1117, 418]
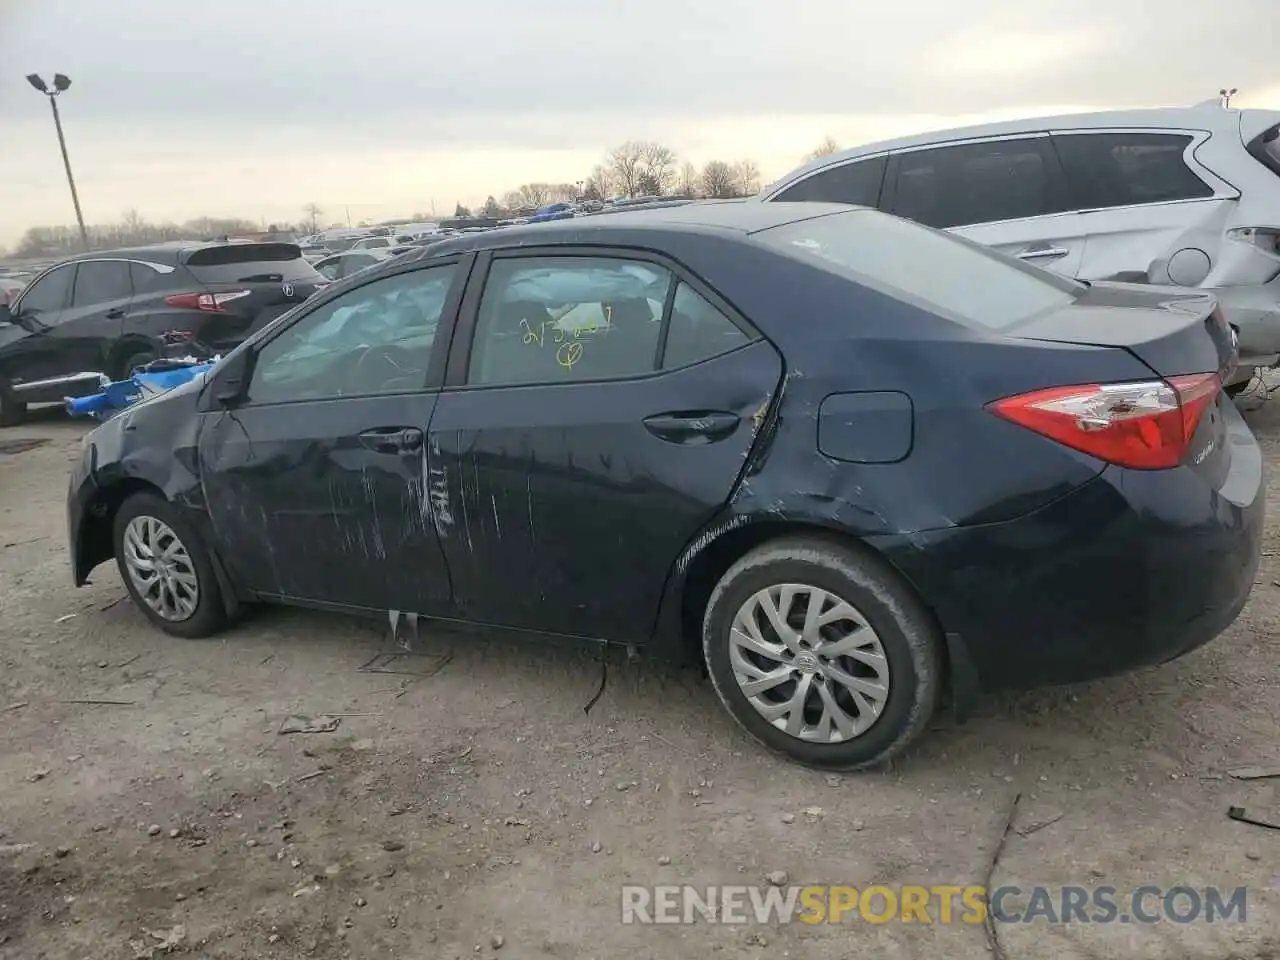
[761, 105, 1280, 391]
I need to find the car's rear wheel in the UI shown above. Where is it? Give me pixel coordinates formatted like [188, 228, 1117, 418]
[702, 537, 943, 770]
[116, 348, 158, 380]
[112, 492, 228, 638]
[0, 380, 26, 427]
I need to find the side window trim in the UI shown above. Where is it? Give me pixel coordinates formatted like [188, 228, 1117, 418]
[883, 135, 1071, 229]
[240, 253, 471, 402]
[1048, 127, 1238, 212]
[442, 245, 762, 391]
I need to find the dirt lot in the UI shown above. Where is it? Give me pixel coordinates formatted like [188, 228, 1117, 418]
[1, 393, 1279, 960]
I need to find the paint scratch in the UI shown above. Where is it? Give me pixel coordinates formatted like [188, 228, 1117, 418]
[490, 494, 501, 539]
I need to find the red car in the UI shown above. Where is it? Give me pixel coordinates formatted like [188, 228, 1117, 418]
[0, 278, 26, 306]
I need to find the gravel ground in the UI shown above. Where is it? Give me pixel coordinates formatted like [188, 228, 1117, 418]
[1, 392, 1278, 960]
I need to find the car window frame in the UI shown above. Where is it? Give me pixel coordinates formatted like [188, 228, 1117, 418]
[881, 133, 1072, 230]
[1048, 127, 1238, 213]
[228, 252, 473, 408]
[70, 258, 135, 309]
[442, 245, 762, 391]
[12, 262, 76, 317]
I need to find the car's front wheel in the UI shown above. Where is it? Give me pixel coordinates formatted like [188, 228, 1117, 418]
[702, 537, 943, 770]
[112, 492, 229, 638]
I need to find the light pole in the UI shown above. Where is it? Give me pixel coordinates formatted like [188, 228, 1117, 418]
[1220, 87, 1239, 109]
[26, 72, 89, 251]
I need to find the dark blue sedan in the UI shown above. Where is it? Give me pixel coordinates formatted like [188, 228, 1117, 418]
[66, 202, 1262, 769]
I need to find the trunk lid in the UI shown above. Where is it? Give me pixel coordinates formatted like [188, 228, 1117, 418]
[180, 243, 329, 351]
[1003, 281, 1236, 380]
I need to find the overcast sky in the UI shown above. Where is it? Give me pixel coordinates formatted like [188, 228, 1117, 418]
[1, 0, 1277, 244]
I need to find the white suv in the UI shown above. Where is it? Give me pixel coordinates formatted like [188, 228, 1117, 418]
[761, 105, 1280, 391]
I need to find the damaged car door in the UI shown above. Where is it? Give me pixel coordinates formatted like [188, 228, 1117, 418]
[196, 258, 468, 613]
[428, 250, 781, 642]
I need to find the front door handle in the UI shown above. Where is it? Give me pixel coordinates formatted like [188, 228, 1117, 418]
[358, 426, 424, 454]
[1016, 245, 1069, 261]
[643, 411, 740, 445]
[105, 308, 126, 320]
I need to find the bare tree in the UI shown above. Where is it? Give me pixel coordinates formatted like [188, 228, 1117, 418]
[804, 136, 841, 162]
[701, 160, 738, 199]
[121, 208, 146, 238]
[732, 159, 761, 196]
[481, 196, 502, 217]
[606, 141, 646, 198]
[585, 164, 613, 200]
[677, 161, 699, 198]
[303, 203, 323, 233]
[639, 141, 677, 195]
[516, 183, 554, 207]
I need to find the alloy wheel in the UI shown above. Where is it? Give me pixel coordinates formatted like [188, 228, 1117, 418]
[121, 515, 200, 621]
[728, 583, 890, 742]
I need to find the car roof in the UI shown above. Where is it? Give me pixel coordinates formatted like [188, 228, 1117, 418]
[420, 200, 853, 256]
[55, 240, 299, 266]
[764, 105, 1280, 197]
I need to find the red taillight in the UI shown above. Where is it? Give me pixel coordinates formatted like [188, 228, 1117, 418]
[164, 290, 251, 313]
[987, 373, 1222, 470]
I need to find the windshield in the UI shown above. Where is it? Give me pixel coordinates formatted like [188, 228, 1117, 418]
[755, 209, 1082, 331]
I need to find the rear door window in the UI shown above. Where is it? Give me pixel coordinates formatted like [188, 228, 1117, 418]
[1053, 132, 1215, 208]
[757, 209, 1080, 331]
[773, 156, 887, 207]
[1247, 124, 1280, 178]
[71, 261, 133, 307]
[889, 138, 1066, 229]
[183, 244, 325, 285]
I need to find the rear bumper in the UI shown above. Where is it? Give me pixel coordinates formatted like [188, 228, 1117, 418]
[1214, 274, 1280, 360]
[880, 404, 1264, 691]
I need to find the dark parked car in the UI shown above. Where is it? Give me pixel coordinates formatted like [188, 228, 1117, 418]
[67, 203, 1261, 769]
[313, 250, 393, 281]
[0, 242, 329, 425]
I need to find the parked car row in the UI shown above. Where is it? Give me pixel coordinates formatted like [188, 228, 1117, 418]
[0, 241, 330, 425]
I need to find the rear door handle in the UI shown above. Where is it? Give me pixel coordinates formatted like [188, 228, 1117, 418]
[1016, 246, 1069, 261]
[105, 308, 126, 319]
[643, 411, 740, 444]
[358, 426, 424, 454]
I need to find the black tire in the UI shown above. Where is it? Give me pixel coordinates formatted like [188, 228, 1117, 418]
[702, 536, 943, 770]
[116, 348, 158, 380]
[0, 381, 25, 427]
[112, 492, 229, 639]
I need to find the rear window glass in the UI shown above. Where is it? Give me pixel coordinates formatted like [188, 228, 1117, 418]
[1054, 133, 1215, 208]
[756, 210, 1081, 331]
[1247, 124, 1280, 178]
[183, 244, 323, 284]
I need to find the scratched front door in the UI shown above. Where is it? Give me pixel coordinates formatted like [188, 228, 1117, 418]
[197, 259, 466, 614]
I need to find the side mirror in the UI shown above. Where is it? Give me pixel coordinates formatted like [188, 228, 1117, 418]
[213, 349, 255, 406]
